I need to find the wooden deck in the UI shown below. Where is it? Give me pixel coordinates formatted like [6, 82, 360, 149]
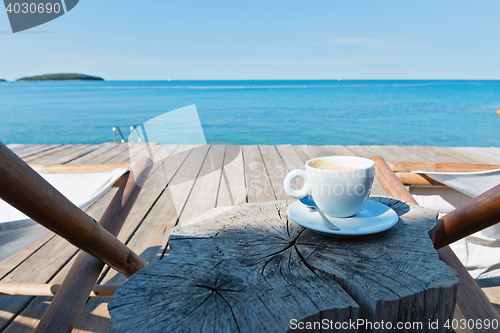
[2, 143, 500, 333]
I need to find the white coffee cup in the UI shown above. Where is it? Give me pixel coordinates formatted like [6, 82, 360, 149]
[283, 156, 375, 217]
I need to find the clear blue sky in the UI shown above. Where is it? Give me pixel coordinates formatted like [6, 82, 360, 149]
[1, 1, 499, 80]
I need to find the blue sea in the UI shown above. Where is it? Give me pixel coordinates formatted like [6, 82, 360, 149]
[1, 80, 499, 146]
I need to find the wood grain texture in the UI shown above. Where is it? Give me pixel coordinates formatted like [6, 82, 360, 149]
[396, 173, 444, 186]
[109, 199, 458, 333]
[179, 145, 226, 223]
[217, 145, 246, 207]
[438, 246, 500, 333]
[0, 283, 117, 297]
[371, 151, 500, 333]
[35, 157, 152, 333]
[258, 145, 289, 200]
[431, 183, 500, 249]
[0, 142, 146, 278]
[388, 162, 500, 173]
[242, 145, 275, 203]
[372, 156, 418, 204]
[4, 143, 500, 332]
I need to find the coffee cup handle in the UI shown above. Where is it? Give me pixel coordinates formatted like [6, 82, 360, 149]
[283, 169, 310, 199]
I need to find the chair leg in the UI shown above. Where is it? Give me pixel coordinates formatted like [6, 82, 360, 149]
[372, 155, 500, 330]
[35, 157, 152, 333]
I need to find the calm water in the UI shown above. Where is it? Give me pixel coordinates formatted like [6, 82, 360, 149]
[1, 80, 499, 146]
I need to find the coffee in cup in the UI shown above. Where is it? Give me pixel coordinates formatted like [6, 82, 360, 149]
[283, 156, 375, 217]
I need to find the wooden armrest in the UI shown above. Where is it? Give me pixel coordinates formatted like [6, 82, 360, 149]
[431, 183, 500, 249]
[35, 156, 153, 333]
[0, 141, 146, 278]
[388, 162, 500, 173]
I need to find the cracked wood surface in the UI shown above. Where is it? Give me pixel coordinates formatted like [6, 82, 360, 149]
[109, 198, 458, 333]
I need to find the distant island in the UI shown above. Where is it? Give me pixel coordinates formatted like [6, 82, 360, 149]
[16, 73, 104, 82]
[0, 79, 6, 82]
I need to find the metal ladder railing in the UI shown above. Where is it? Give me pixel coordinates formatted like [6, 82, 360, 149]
[112, 125, 144, 143]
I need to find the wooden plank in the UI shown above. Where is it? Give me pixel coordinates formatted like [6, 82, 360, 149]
[292, 145, 315, 161]
[35, 158, 152, 333]
[438, 246, 500, 333]
[453, 147, 500, 164]
[4, 146, 191, 332]
[0, 188, 118, 331]
[453, 304, 476, 333]
[216, 145, 246, 207]
[108, 199, 458, 333]
[400, 146, 454, 163]
[0, 146, 125, 331]
[0, 142, 146, 278]
[15, 145, 63, 159]
[258, 145, 289, 200]
[93, 144, 130, 164]
[21, 145, 74, 164]
[372, 156, 418, 204]
[72, 191, 180, 333]
[72, 145, 209, 332]
[24, 144, 96, 165]
[178, 145, 225, 223]
[369, 145, 414, 162]
[417, 146, 479, 164]
[49, 144, 100, 165]
[386, 146, 434, 163]
[326, 145, 357, 156]
[100, 144, 143, 165]
[372, 151, 500, 333]
[242, 145, 275, 203]
[344, 145, 374, 158]
[276, 144, 305, 172]
[67, 143, 119, 165]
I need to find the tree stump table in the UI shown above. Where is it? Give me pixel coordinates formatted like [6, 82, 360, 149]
[109, 198, 458, 332]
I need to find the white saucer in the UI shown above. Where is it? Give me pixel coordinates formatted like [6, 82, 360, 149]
[287, 199, 399, 237]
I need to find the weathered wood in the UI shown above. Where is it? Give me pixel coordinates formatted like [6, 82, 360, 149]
[388, 162, 500, 173]
[179, 145, 226, 223]
[0, 141, 146, 278]
[326, 145, 358, 156]
[70, 145, 205, 332]
[372, 155, 418, 204]
[67, 143, 119, 165]
[4, 143, 500, 332]
[0, 188, 118, 332]
[13, 144, 63, 159]
[109, 199, 458, 333]
[258, 145, 289, 200]
[217, 144, 246, 207]
[35, 157, 152, 333]
[431, 183, 500, 249]
[372, 154, 500, 332]
[0, 283, 117, 297]
[242, 145, 275, 202]
[2, 145, 184, 332]
[437, 246, 500, 333]
[396, 172, 445, 186]
[24, 144, 95, 165]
